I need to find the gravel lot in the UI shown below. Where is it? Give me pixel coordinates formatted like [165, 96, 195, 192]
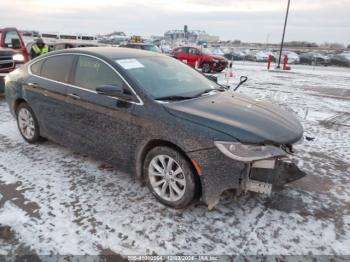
[0, 62, 349, 257]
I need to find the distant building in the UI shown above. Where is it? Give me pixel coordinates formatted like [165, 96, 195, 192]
[164, 27, 219, 43]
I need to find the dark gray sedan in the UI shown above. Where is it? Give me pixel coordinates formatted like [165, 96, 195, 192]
[5, 47, 306, 209]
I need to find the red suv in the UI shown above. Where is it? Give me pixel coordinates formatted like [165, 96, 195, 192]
[0, 27, 29, 93]
[172, 46, 228, 73]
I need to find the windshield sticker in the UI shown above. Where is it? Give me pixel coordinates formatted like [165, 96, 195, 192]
[116, 59, 144, 70]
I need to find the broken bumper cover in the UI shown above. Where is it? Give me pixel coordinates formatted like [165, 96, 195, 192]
[249, 158, 307, 187]
[189, 146, 306, 209]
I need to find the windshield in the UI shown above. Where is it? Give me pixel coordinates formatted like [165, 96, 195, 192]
[201, 48, 212, 55]
[115, 56, 220, 100]
[142, 45, 161, 53]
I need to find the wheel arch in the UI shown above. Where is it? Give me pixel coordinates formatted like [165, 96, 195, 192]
[136, 139, 202, 195]
[14, 98, 27, 115]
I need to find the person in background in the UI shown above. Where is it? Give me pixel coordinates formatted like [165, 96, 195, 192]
[30, 38, 48, 59]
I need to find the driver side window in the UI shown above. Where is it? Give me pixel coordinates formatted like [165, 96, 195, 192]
[74, 56, 124, 91]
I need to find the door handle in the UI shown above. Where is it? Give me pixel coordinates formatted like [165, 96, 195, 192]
[28, 82, 39, 88]
[68, 93, 81, 100]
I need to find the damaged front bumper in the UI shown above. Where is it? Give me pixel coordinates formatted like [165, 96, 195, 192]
[214, 141, 306, 195]
[188, 145, 307, 209]
[242, 157, 307, 195]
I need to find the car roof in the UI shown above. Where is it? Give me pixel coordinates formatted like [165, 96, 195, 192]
[45, 47, 162, 59]
[175, 46, 199, 49]
[126, 43, 153, 46]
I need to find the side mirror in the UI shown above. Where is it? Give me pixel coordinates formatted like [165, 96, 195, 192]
[233, 76, 248, 91]
[96, 85, 124, 97]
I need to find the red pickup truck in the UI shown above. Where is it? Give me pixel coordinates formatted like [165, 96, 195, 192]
[0, 27, 29, 93]
[172, 46, 228, 73]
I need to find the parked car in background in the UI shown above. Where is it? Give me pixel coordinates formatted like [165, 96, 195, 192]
[26, 40, 100, 55]
[48, 42, 99, 51]
[160, 44, 171, 54]
[282, 51, 300, 64]
[255, 51, 275, 62]
[299, 52, 330, 66]
[5, 47, 306, 209]
[211, 47, 225, 56]
[172, 46, 228, 73]
[20, 30, 40, 45]
[121, 42, 161, 53]
[0, 27, 29, 93]
[244, 50, 258, 61]
[330, 52, 350, 67]
[224, 50, 247, 61]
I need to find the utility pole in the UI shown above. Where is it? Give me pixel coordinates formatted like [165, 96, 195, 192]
[277, 0, 291, 69]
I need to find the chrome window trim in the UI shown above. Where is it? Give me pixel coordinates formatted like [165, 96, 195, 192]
[28, 52, 144, 105]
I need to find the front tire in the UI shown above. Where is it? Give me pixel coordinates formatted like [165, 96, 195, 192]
[144, 146, 198, 209]
[202, 63, 211, 73]
[16, 103, 41, 143]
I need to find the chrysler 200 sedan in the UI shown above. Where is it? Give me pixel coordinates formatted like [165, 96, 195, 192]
[5, 47, 306, 209]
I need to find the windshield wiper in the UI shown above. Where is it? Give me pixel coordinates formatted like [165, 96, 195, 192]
[156, 88, 224, 101]
[155, 95, 194, 101]
[193, 88, 222, 98]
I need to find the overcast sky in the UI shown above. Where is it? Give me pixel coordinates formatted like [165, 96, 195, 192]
[1, 0, 349, 44]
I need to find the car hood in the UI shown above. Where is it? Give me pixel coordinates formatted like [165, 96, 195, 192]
[203, 54, 226, 61]
[164, 92, 303, 145]
[0, 48, 16, 56]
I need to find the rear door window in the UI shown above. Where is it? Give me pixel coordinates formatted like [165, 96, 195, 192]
[73, 55, 124, 91]
[41, 55, 75, 83]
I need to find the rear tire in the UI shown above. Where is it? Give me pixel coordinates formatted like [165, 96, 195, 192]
[16, 103, 41, 144]
[144, 146, 198, 209]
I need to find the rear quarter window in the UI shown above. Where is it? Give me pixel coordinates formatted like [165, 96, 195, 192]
[40, 55, 75, 83]
[30, 59, 44, 75]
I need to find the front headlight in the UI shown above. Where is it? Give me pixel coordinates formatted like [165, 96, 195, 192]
[12, 53, 25, 62]
[214, 141, 286, 162]
[212, 59, 219, 63]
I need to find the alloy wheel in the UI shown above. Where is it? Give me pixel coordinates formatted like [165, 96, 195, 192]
[18, 108, 36, 140]
[148, 154, 186, 202]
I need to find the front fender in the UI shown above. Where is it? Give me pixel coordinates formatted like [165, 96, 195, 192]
[188, 147, 246, 209]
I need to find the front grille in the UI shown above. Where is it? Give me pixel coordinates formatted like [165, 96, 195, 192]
[0, 59, 14, 70]
[0, 56, 12, 61]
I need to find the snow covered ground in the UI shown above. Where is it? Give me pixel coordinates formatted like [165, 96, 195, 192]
[0, 62, 349, 257]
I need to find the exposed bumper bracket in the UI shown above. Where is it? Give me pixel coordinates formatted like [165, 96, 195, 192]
[246, 179, 272, 195]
